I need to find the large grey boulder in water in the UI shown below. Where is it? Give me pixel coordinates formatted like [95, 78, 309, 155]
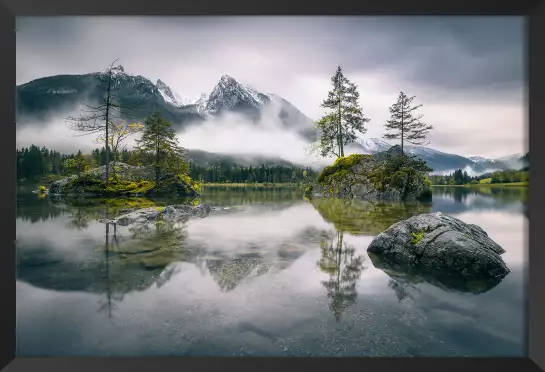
[367, 212, 510, 282]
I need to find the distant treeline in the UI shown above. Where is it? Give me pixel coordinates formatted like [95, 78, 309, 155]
[16, 145, 317, 185]
[16, 145, 129, 183]
[429, 168, 529, 185]
[189, 162, 316, 184]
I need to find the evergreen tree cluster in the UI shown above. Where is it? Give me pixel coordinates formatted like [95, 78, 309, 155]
[314, 65, 432, 160]
[429, 168, 529, 185]
[189, 162, 316, 184]
[17, 144, 317, 185]
[17, 145, 137, 184]
[17, 145, 81, 183]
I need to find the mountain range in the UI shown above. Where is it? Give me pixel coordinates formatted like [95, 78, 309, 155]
[16, 66, 527, 174]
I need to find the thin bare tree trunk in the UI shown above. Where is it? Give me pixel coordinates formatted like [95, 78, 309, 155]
[401, 104, 404, 157]
[338, 92, 344, 158]
[104, 72, 112, 185]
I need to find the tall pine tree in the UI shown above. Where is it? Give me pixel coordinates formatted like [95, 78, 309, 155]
[134, 112, 187, 183]
[315, 66, 370, 158]
[383, 91, 432, 156]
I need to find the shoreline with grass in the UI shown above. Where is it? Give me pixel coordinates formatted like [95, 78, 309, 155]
[431, 182, 528, 188]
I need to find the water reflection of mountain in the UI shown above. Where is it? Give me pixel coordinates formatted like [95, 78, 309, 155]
[17, 202, 316, 301]
[311, 198, 432, 236]
[201, 242, 309, 292]
[431, 187, 527, 215]
[317, 231, 365, 322]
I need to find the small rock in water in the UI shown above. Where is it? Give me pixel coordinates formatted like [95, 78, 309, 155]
[110, 203, 214, 226]
[367, 212, 510, 282]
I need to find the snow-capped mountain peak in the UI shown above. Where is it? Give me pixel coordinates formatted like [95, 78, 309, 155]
[494, 153, 524, 162]
[219, 74, 237, 85]
[99, 64, 126, 77]
[194, 93, 208, 106]
[354, 138, 392, 154]
[156, 79, 184, 107]
[468, 156, 490, 164]
[205, 74, 268, 114]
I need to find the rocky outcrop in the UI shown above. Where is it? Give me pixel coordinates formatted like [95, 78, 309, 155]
[367, 212, 510, 282]
[309, 146, 432, 202]
[144, 173, 200, 198]
[49, 162, 200, 198]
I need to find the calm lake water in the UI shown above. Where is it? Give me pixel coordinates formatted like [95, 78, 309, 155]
[16, 186, 528, 357]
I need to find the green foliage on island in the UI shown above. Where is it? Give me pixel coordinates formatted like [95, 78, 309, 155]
[304, 184, 313, 199]
[313, 148, 433, 201]
[317, 154, 371, 184]
[367, 153, 432, 195]
[66, 175, 156, 196]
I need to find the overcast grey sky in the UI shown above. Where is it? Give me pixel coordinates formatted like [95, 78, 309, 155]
[16, 16, 526, 158]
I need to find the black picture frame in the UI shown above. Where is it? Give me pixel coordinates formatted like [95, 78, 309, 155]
[2, 0, 544, 371]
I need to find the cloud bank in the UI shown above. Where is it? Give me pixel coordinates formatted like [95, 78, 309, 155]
[16, 16, 526, 158]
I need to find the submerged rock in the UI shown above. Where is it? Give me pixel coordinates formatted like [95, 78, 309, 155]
[163, 203, 213, 219]
[369, 254, 506, 294]
[367, 212, 510, 281]
[101, 203, 214, 226]
[112, 207, 162, 226]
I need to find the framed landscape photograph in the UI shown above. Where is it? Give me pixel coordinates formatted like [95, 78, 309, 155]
[3, 1, 545, 372]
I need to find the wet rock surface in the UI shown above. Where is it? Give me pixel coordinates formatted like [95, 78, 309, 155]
[100, 203, 214, 226]
[367, 212, 510, 282]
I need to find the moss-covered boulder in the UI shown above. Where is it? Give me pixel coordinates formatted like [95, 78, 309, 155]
[145, 173, 200, 198]
[49, 162, 200, 198]
[367, 212, 510, 283]
[310, 146, 433, 202]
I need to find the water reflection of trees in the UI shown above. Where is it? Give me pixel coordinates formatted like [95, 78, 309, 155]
[16, 195, 165, 225]
[96, 216, 185, 317]
[17, 208, 189, 313]
[16, 196, 65, 223]
[433, 186, 528, 204]
[66, 206, 90, 230]
[311, 198, 432, 236]
[18, 195, 312, 296]
[317, 231, 365, 322]
[200, 187, 304, 207]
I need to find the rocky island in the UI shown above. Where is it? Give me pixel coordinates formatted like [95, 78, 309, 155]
[48, 162, 200, 198]
[306, 146, 433, 202]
